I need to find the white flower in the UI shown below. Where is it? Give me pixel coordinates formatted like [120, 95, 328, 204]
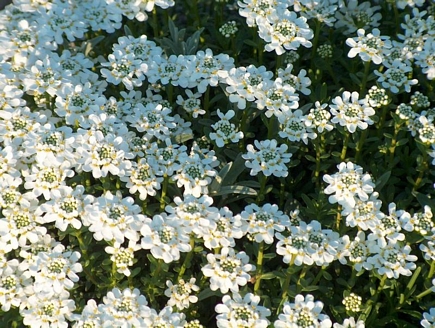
[421, 308, 435, 328]
[75, 130, 133, 179]
[172, 151, 218, 197]
[225, 64, 273, 110]
[38, 185, 92, 231]
[140, 213, 191, 263]
[334, 0, 382, 35]
[0, 259, 32, 311]
[366, 240, 418, 279]
[30, 244, 82, 293]
[415, 37, 435, 80]
[143, 306, 186, 327]
[277, 64, 311, 95]
[346, 28, 392, 65]
[164, 278, 199, 310]
[21, 289, 76, 328]
[99, 287, 152, 327]
[100, 49, 148, 90]
[323, 162, 375, 209]
[341, 192, 384, 231]
[374, 59, 418, 94]
[333, 317, 365, 328]
[83, 190, 144, 243]
[202, 206, 244, 250]
[121, 157, 164, 201]
[22, 161, 74, 200]
[201, 246, 255, 294]
[71, 299, 102, 328]
[236, 203, 290, 244]
[243, 139, 292, 177]
[276, 108, 317, 145]
[329, 91, 375, 133]
[105, 240, 141, 276]
[274, 294, 332, 328]
[210, 109, 244, 147]
[165, 194, 219, 238]
[215, 292, 271, 328]
[257, 10, 313, 55]
[176, 89, 205, 118]
[125, 102, 176, 140]
[146, 138, 188, 176]
[305, 101, 334, 133]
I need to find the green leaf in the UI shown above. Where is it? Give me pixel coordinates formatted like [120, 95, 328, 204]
[260, 272, 277, 280]
[84, 35, 105, 56]
[124, 25, 133, 36]
[222, 153, 246, 185]
[244, 39, 258, 47]
[211, 184, 257, 196]
[209, 162, 232, 193]
[198, 288, 221, 301]
[375, 170, 391, 192]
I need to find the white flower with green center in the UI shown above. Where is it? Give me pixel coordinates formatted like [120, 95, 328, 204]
[140, 213, 191, 263]
[105, 240, 141, 276]
[0, 259, 32, 312]
[165, 194, 219, 238]
[323, 162, 375, 209]
[164, 278, 199, 310]
[202, 206, 244, 250]
[173, 151, 218, 197]
[210, 109, 244, 147]
[146, 138, 188, 176]
[38, 185, 93, 231]
[21, 289, 76, 328]
[0, 202, 47, 249]
[346, 28, 392, 65]
[225, 64, 273, 110]
[342, 293, 363, 313]
[22, 161, 74, 201]
[71, 299, 102, 328]
[30, 244, 82, 293]
[75, 130, 133, 179]
[243, 139, 292, 177]
[21, 55, 63, 97]
[84, 190, 144, 244]
[98, 288, 152, 327]
[176, 89, 205, 118]
[215, 292, 271, 328]
[305, 101, 334, 133]
[366, 240, 417, 279]
[201, 246, 255, 294]
[334, 0, 382, 35]
[374, 59, 418, 93]
[255, 78, 299, 117]
[417, 115, 435, 145]
[330, 90, 375, 133]
[121, 157, 163, 201]
[341, 192, 384, 231]
[333, 317, 366, 328]
[276, 108, 317, 145]
[126, 102, 176, 141]
[274, 294, 332, 328]
[401, 205, 434, 235]
[237, 203, 290, 244]
[257, 10, 313, 55]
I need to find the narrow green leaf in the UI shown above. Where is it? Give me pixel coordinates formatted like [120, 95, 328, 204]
[211, 185, 257, 196]
[375, 171, 391, 192]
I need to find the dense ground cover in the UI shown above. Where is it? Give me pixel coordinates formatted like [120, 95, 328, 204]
[0, 0, 435, 327]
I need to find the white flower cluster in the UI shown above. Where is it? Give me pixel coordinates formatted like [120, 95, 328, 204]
[322, 162, 419, 279]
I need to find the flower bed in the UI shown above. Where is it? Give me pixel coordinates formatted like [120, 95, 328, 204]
[0, 0, 435, 327]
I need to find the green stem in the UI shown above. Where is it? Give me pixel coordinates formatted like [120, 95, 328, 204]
[364, 274, 388, 323]
[279, 178, 286, 208]
[239, 109, 249, 152]
[276, 54, 284, 74]
[360, 61, 371, 96]
[160, 174, 169, 212]
[256, 173, 268, 203]
[355, 129, 368, 163]
[296, 266, 309, 294]
[277, 257, 295, 315]
[388, 120, 402, 169]
[177, 236, 196, 280]
[203, 86, 210, 117]
[73, 229, 100, 286]
[254, 241, 265, 293]
[152, 8, 159, 38]
[429, 261, 435, 279]
[376, 105, 389, 138]
[412, 148, 429, 193]
[313, 135, 324, 189]
[166, 83, 174, 104]
[340, 131, 351, 161]
[336, 205, 342, 232]
[310, 20, 321, 72]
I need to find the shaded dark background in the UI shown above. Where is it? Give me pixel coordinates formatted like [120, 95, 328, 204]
[0, 0, 12, 10]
